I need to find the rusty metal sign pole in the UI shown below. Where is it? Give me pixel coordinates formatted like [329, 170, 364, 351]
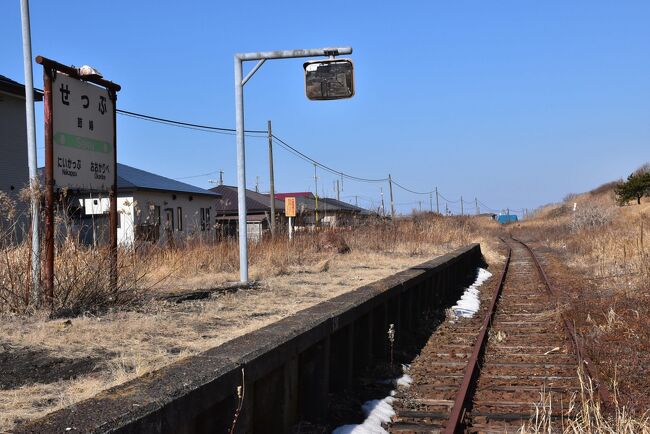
[36, 56, 121, 304]
[234, 47, 353, 284]
[42, 68, 55, 305]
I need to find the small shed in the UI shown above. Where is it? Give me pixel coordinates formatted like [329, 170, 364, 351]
[497, 214, 519, 224]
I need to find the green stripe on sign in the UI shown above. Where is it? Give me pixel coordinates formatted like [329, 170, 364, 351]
[54, 132, 111, 154]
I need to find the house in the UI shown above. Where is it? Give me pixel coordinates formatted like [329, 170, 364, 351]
[0, 75, 43, 241]
[275, 192, 374, 228]
[59, 163, 220, 246]
[210, 184, 285, 242]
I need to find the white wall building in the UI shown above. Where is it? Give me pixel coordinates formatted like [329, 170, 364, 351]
[77, 163, 220, 246]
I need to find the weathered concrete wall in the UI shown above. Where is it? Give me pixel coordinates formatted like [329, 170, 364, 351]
[16, 244, 482, 434]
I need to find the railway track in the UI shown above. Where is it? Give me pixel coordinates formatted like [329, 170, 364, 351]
[389, 238, 606, 433]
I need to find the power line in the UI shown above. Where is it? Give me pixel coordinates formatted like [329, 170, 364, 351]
[114, 107, 520, 212]
[174, 170, 222, 180]
[117, 109, 267, 136]
[271, 134, 388, 183]
[391, 180, 436, 195]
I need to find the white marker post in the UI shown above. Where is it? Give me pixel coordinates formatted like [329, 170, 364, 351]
[289, 217, 293, 240]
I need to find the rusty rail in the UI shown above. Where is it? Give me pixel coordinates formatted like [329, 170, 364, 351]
[444, 240, 512, 434]
[512, 237, 611, 408]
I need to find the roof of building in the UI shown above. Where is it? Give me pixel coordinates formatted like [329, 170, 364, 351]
[0, 74, 43, 101]
[275, 192, 314, 200]
[291, 195, 374, 215]
[210, 185, 285, 214]
[38, 163, 219, 197]
[117, 164, 218, 196]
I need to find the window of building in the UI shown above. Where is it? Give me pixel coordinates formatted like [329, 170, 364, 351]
[205, 207, 211, 231]
[177, 207, 183, 231]
[164, 208, 174, 232]
[200, 208, 206, 231]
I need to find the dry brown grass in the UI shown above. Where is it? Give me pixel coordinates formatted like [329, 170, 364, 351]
[0, 213, 501, 431]
[515, 183, 650, 415]
[520, 370, 650, 433]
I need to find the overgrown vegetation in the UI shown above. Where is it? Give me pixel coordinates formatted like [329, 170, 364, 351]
[0, 187, 500, 317]
[520, 370, 650, 433]
[516, 164, 650, 424]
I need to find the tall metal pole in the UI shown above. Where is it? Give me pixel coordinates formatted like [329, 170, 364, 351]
[109, 90, 118, 290]
[380, 187, 385, 216]
[233, 46, 352, 283]
[267, 120, 276, 236]
[43, 68, 54, 306]
[429, 192, 433, 212]
[388, 174, 395, 220]
[460, 196, 464, 216]
[313, 164, 319, 225]
[435, 187, 439, 214]
[234, 56, 249, 283]
[475, 197, 479, 215]
[20, 0, 40, 304]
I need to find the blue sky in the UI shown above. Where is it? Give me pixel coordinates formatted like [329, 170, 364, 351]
[2, 1, 649, 215]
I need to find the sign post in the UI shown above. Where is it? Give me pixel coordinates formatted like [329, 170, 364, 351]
[36, 56, 121, 305]
[285, 197, 296, 240]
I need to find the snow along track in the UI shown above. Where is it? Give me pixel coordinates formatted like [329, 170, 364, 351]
[389, 238, 605, 433]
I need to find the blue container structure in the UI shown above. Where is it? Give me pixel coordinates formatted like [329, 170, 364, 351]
[497, 214, 518, 224]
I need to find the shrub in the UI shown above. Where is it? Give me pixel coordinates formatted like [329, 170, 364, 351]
[569, 204, 615, 232]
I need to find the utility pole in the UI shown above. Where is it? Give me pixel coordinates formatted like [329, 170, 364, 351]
[355, 195, 358, 207]
[435, 187, 440, 214]
[475, 197, 479, 215]
[255, 176, 259, 193]
[418, 201, 422, 212]
[314, 163, 319, 226]
[445, 202, 449, 216]
[267, 120, 275, 236]
[461, 196, 464, 216]
[429, 192, 433, 212]
[388, 174, 396, 221]
[20, 0, 40, 304]
[219, 170, 224, 186]
[336, 179, 340, 201]
[380, 187, 385, 216]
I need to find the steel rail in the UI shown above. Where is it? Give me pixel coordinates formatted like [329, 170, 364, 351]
[444, 239, 512, 434]
[512, 237, 611, 408]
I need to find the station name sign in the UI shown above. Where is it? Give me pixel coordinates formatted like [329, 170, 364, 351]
[53, 72, 114, 191]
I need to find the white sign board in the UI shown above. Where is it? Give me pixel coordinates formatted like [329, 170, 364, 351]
[53, 73, 114, 190]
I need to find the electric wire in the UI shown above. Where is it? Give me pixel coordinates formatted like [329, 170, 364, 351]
[115, 107, 520, 213]
[271, 135, 388, 183]
[116, 109, 267, 136]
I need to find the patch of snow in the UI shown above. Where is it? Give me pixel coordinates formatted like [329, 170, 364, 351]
[449, 268, 492, 320]
[332, 367, 412, 434]
[395, 374, 412, 387]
